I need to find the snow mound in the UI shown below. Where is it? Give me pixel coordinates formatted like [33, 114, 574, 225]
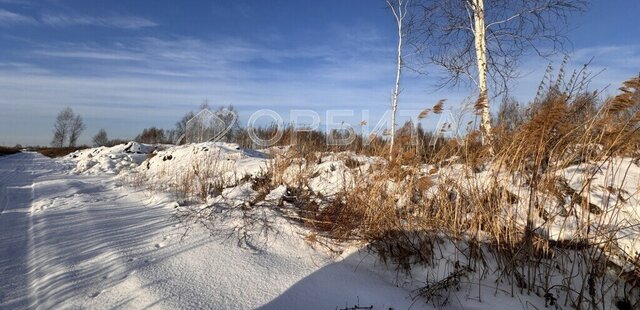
[280, 152, 383, 197]
[65, 141, 160, 174]
[138, 142, 269, 190]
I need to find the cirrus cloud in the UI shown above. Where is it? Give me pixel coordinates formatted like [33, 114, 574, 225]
[0, 8, 36, 25]
[40, 13, 157, 29]
[0, 8, 157, 29]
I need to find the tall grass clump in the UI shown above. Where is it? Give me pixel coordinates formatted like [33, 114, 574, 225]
[282, 73, 640, 308]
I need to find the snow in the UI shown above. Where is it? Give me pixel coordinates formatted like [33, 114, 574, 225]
[2, 143, 639, 309]
[422, 155, 640, 271]
[0, 151, 428, 309]
[65, 141, 159, 174]
[559, 157, 640, 265]
[138, 142, 269, 192]
[279, 152, 382, 197]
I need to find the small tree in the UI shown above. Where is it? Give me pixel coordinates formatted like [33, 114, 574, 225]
[51, 107, 85, 147]
[135, 127, 166, 144]
[92, 129, 109, 147]
[68, 114, 86, 147]
[165, 129, 178, 145]
[215, 104, 240, 142]
[496, 97, 525, 132]
[51, 130, 65, 148]
[387, 0, 412, 158]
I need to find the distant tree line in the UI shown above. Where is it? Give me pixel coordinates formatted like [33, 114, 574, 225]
[80, 102, 242, 147]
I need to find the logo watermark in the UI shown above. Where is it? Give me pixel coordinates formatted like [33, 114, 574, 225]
[180, 107, 239, 144]
[182, 108, 464, 147]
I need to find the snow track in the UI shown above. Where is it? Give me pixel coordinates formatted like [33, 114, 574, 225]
[0, 153, 48, 309]
[0, 153, 176, 309]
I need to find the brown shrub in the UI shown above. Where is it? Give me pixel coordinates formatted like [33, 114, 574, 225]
[0, 146, 20, 156]
[36, 147, 88, 158]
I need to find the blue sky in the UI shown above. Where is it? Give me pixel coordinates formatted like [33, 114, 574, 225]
[0, 0, 638, 146]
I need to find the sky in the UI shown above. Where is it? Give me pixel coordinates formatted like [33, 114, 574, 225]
[0, 0, 639, 146]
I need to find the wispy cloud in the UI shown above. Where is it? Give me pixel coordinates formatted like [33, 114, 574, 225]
[0, 34, 402, 145]
[25, 39, 402, 109]
[40, 13, 157, 29]
[0, 8, 36, 25]
[572, 44, 640, 69]
[0, 61, 50, 74]
[0, 9, 157, 29]
[510, 44, 640, 100]
[15, 35, 397, 103]
[34, 50, 142, 61]
[4, 26, 637, 145]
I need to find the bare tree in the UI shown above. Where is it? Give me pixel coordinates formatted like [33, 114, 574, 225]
[51, 130, 65, 148]
[412, 0, 586, 145]
[387, 0, 411, 158]
[92, 129, 109, 147]
[51, 107, 73, 147]
[215, 104, 240, 142]
[165, 129, 178, 145]
[135, 127, 166, 144]
[175, 111, 196, 144]
[496, 96, 525, 132]
[68, 114, 86, 147]
[51, 107, 86, 147]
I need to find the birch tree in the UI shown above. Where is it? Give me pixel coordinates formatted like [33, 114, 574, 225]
[412, 0, 586, 146]
[387, 0, 411, 158]
[471, 0, 490, 144]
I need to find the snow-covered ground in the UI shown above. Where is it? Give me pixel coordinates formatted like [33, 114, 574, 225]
[1, 143, 638, 309]
[0, 150, 431, 309]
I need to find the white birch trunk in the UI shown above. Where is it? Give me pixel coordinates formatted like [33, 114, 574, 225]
[389, 0, 404, 158]
[471, 0, 493, 146]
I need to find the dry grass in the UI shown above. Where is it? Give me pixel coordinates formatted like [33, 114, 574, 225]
[268, 75, 640, 308]
[36, 147, 88, 158]
[0, 146, 21, 156]
[140, 73, 640, 307]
